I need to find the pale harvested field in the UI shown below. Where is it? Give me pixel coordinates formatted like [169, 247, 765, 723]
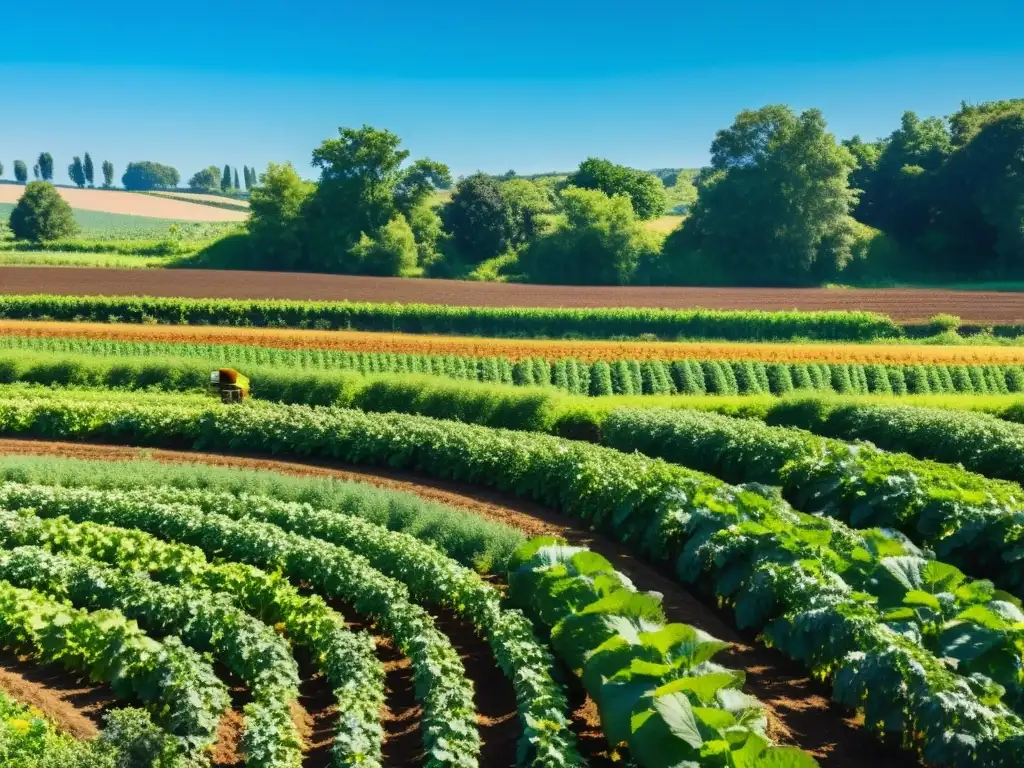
[0, 185, 246, 222]
[4, 320, 1024, 364]
[148, 190, 250, 208]
[644, 215, 684, 233]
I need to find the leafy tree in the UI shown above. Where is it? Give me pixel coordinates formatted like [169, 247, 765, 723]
[500, 178, 552, 244]
[567, 158, 667, 219]
[440, 172, 512, 262]
[246, 162, 314, 270]
[68, 156, 86, 188]
[222, 164, 232, 191]
[939, 107, 1024, 273]
[347, 214, 419, 275]
[0, 161, 3, 178]
[188, 166, 222, 192]
[8, 181, 79, 241]
[950, 99, 1024, 146]
[121, 161, 180, 190]
[303, 125, 450, 267]
[521, 186, 655, 285]
[83, 153, 94, 186]
[32, 164, 40, 180]
[233, 168, 240, 190]
[101, 161, 115, 188]
[857, 112, 951, 241]
[37, 152, 54, 181]
[662, 105, 858, 284]
[241, 165, 250, 191]
[13, 161, 27, 183]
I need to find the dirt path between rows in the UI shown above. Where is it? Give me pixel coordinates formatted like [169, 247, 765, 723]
[1, 266, 1022, 323]
[0, 438, 915, 767]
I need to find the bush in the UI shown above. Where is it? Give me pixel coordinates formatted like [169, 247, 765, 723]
[928, 313, 963, 334]
[8, 182, 79, 242]
[348, 215, 419, 276]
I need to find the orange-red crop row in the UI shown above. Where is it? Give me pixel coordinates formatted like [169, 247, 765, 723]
[2, 319, 1024, 365]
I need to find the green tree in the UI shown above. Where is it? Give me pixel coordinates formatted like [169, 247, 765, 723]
[121, 161, 180, 190]
[440, 172, 512, 262]
[940, 107, 1024, 273]
[188, 166, 222, 192]
[858, 112, 951, 240]
[37, 152, 54, 181]
[32, 164, 40, 180]
[83, 153, 94, 186]
[101, 161, 115, 188]
[843, 135, 885, 223]
[347, 214, 419, 276]
[242, 165, 251, 190]
[246, 162, 314, 270]
[662, 105, 858, 284]
[521, 186, 655, 285]
[68, 156, 86, 188]
[8, 181, 79, 241]
[567, 157, 667, 219]
[0, 161, 3, 178]
[221, 164, 232, 191]
[500, 178, 552, 244]
[13, 161, 27, 183]
[303, 125, 450, 268]
[950, 99, 1024, 146]
[233, 168, 240, 190]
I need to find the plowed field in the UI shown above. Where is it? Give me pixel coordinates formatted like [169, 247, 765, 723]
[1, 267, 1023, 323]
[5, 319, 1024, 364]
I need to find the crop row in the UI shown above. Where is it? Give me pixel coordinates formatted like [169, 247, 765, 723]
[508, 538, 817, 767]
[0, 477, 583, 768]
[6, 342, 1024, 399]
[0, 391, 1020, 765]
[0, 293, 902, 341]
[11, 321, 1024, 364]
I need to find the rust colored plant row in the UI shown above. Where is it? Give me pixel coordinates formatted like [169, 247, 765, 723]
[3, 319, 1024, 365]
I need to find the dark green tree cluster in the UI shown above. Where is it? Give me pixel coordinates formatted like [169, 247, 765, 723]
[121, 161, 180, 191]
[188, 166, 222, 193]
[566, 157, 667, 219]
[845, 99, 1024, 278]
[101, 161, 115, 188]
[243, 126, 451, 275]
[67, 156, 86, 188]
[658, 106, 858, 285]
[13, 161, 27, 183]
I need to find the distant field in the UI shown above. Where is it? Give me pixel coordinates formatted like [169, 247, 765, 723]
[645, 214, 684, 233]
[0, 202, 238, 242]
[148, 190, 250, 209]
[0, 184, 246, 222]
[0, 252, 168, 268]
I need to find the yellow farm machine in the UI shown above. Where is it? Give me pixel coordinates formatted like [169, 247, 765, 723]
[207, 368, 250, 403]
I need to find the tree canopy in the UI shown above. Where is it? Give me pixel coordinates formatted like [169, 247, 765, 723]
[189, 166, 222, 193]
[567, 158, 667, 220]
[663, 105, 858, 284]
[121, 161, 180, 191]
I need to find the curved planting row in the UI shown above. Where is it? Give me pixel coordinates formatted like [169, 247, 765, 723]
[5, 337, 1024, 397]
[601, 406, 1024, 601]
[0, 468, 586, 768]
[0, 390, 1019, 765]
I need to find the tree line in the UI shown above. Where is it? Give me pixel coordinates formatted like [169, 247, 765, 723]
[1, 154, 257, 195]
[235, 98, 1022, 285]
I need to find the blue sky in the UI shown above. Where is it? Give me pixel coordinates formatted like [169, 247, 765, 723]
[1, 0, 1022, 185]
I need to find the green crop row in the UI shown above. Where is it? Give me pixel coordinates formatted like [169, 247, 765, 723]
[0, 478, 582, 768]
[0, 390, 1020, 765]
[8, 334, 1024, 396]
[508, 538, 817, 768]
[0, 544, 303, 768]
[0, 294, 902, 341]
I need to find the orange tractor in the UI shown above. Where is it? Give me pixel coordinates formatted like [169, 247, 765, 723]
[207, 368, 251, 403]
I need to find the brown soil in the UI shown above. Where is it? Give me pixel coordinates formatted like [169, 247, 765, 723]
[0, 438, 917, 767]
[1, 266, 1021, 323]
[0, 652, 118, 739]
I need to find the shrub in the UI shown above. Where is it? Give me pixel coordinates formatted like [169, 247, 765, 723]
[8, 182, 79, 242]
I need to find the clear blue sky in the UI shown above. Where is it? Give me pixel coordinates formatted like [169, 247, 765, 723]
[1, 0, 1021, 185]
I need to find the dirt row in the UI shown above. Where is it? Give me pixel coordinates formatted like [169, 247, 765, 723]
[0, 438, 918, 767]
[1, 266, 1022, 323]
